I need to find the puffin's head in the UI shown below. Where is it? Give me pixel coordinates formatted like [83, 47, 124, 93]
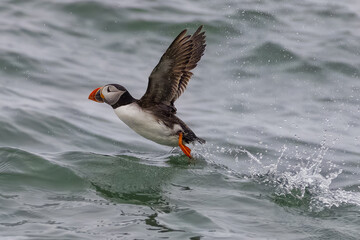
[88, 84, 127, 106]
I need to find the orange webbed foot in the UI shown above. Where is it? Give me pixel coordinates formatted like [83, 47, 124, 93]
[178, 132, 192, 159]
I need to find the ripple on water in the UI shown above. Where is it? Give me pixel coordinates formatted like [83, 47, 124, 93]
[0, 120, 43, 148]
[58, 1, 120, 20]
[324, 61, 360, 77]
[235, 9, 280, 27]
[56, 151, 180, 203]
[0, 107, 132, 152]
[286, 60, 323, 75]
[0, 147, 189, 237]
[312, 5, 358, 21]
[241, 41, 299, 66]
[0, 50, 41, 75]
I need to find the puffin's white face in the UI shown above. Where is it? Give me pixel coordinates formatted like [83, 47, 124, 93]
[88, 84, 126, 106]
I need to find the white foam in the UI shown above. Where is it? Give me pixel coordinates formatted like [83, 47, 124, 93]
[197, 141, 360, 212]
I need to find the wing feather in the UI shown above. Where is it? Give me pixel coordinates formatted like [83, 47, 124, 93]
[139, 26, 206, 109]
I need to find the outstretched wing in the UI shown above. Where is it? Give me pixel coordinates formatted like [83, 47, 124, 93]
[139, 26, 206, 109]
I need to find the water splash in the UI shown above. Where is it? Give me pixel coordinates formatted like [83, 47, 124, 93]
[197, 142, 360, 212]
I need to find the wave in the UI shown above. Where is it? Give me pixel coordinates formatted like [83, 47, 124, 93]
[0, 147, 86, 191]
[0, 147, 190, 205]
[240, 41, 299, 66]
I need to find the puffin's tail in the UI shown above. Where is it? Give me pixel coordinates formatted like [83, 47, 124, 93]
[196, 137, 206, 144]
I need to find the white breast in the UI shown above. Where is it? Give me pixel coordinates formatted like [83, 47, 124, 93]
[114, 103, 182, 147]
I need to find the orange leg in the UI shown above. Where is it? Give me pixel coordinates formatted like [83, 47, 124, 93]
[178, 132, 192, 159]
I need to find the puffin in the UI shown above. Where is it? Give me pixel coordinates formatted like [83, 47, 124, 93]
[88, 26, 206, 159]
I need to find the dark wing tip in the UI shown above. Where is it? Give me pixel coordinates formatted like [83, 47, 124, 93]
[195, 25, 205, 35]
[179, 29, 188, 36]
[170, 29, 188, 47]
[196, 25, 203, 33]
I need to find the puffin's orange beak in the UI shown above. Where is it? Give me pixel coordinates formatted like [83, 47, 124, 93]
[88, 87, 104, 103]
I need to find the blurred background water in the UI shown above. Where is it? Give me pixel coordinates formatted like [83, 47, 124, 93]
[1, 0, 360, 239]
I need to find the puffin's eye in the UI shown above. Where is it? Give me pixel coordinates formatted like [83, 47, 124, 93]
[107, 87, 111, 93]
